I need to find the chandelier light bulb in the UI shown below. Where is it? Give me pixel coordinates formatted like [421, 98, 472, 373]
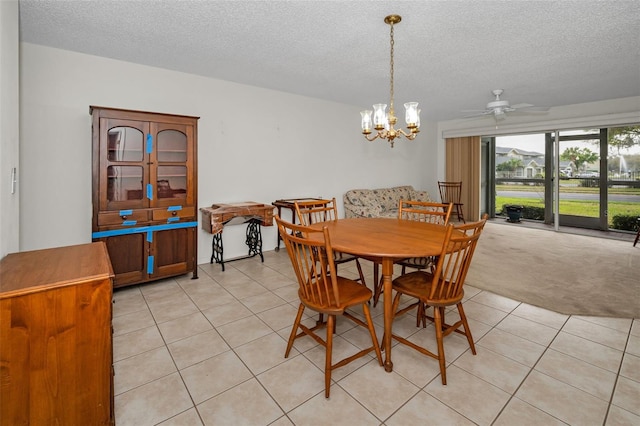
[361, 110, 373, 134]
[372, 104, 387, 130]
[404, 102, 419, 128]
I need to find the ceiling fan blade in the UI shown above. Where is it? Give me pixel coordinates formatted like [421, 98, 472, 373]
[463, 111, 493, 118]
[462, 114, 495, 120]
[509, 107, 550, 114]
[510, 103, 534, 109]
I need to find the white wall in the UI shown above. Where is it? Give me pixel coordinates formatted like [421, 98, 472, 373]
[18, 42, 637, 266]
[0, 0, 19, 258]
[19, 43, 438, 264]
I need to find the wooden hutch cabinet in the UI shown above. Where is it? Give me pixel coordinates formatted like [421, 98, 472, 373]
[91, 106, 199, 288]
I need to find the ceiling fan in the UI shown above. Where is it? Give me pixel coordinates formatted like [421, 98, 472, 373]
[462, 89, 548, 121]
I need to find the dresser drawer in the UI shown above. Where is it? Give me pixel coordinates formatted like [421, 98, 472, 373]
[152, 206, 195, 222]
[98, 209, 149, 226]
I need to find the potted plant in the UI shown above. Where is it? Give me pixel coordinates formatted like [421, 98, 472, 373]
[505, 205, 524, 223]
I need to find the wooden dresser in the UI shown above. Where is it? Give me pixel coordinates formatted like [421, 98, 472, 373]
[0, 242, 115, 425]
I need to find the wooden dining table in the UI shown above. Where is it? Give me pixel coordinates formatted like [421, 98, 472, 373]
[308, 217, 454, 372]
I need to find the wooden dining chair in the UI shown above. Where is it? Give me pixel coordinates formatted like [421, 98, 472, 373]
[275, 216, 383, 398]
[388, 216, 487, 385]
[438, 181, 465, 223]
[372, 200, 453, 307]
[397, 199, 453, 273]
[294, 198, 367, 288]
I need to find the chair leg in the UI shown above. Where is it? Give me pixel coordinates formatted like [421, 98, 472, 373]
[423, 304, 431, 328]
[285, 304, 305, 358]
[373, 263, 383, 307]
[362, 302, 383, 365]
[433, 306, 447, 385]
[634, 228, 640, 247]
[325, 315, 335, 398]
[417, 303, 431, 328]
[456, 204, 466, 223]
[355, 259, 367, 287]
[457, 303, 476, 355]
[381, 291, 404, 346]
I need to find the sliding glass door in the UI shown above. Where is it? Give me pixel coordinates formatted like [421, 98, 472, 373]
[551, 129, 605, 229]
[493, 133, 546, 222]
[488, 125, 640, 233]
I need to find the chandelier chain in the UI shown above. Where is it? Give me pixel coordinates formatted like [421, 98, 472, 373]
[389, 22, 395, 115]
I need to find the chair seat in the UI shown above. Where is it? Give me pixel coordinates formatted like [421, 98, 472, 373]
[301, 276, 374, 314]
[392, 270, 465, 306]
[397, 256, 435, 269]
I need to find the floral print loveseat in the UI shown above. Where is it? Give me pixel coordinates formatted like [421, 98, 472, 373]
[343, 185, 432, 218]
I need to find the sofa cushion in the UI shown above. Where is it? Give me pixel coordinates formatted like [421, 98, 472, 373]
[373, 186, 414, 211]
[345, 189, 381, 208]
[343, 203, 382, 218]
[410, 190, 432, 202]
[379, 209, 399, 218]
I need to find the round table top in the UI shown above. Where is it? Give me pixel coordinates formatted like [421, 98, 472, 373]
[308, 217, 453, 259]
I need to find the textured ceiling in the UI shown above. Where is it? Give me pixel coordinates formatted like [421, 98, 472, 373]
[18, 0, 640, 123]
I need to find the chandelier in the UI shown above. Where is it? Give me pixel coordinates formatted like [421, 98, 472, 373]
[361, 15, 420, 148]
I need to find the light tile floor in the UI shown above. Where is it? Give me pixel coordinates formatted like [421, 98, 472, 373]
[112, 250, 639, 426]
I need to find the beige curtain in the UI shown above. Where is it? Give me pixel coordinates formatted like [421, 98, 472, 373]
[444, 136, 481, 221]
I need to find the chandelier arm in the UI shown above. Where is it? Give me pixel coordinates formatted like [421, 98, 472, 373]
[396, 129, 418, 140]
[364, 132, 381, 142]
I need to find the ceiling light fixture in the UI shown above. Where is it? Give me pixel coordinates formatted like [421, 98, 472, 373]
[360, 15, 420, 148]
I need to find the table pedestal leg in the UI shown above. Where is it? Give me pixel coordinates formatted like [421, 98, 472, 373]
[382, 258, 394, 372]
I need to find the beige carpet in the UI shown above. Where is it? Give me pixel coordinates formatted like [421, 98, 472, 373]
[466, 221, 639, 318]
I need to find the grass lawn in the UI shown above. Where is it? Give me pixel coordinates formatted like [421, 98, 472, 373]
[495, 179, 640, 229]
[496, 195, 640, 225]
[497, 182, 640, 195]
